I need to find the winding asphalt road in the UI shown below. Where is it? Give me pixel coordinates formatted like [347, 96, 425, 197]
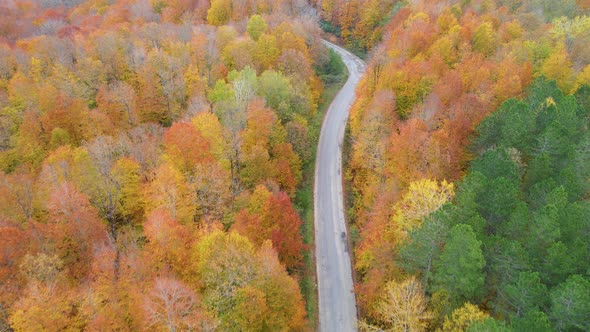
[315, 40, 366, 332]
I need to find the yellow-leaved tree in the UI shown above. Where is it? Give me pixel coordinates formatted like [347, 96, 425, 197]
[541, 43, 575, 93]
[207, 0, 232, 26]
[391, 179, 454, 236]
[360, 276, 432, 331]
[442, 303, 489, 332]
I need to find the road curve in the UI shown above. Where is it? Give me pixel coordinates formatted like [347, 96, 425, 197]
[315, 40, 366, 332]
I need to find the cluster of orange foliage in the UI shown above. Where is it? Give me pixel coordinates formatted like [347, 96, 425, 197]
[346, 0, 590, 321]
[310, 0, 395, 52]
[0, 0, 330, 329]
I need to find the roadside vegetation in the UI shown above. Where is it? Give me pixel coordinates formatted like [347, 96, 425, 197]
[319, 0, 590, 330]
[0, 0, 343, 329]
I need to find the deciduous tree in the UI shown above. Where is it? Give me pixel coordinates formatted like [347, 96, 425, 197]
[247, 15, 267, 42]
[368, 276, 432, 331]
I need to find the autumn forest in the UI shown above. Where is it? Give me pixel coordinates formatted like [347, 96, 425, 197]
[0, 0, 589, 331]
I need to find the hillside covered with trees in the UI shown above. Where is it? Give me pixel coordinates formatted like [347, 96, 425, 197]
[0, 0, 348, 330]
[1, 0, 589, 331]
[321, 0, 590, 330]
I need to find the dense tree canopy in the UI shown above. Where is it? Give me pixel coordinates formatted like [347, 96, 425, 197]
[0, 0, 339, 329]
[346, 0, 590, 330]
[361, 79, 590, 330]
[1, 0, 589, 330]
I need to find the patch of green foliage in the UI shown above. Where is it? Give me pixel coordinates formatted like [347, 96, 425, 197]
[319, 19, 341, 36]
[315, 49, 347, 84]
[398, 78, 590, 331]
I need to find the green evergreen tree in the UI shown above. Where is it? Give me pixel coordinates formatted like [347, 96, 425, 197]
[550, 275, 590, 331]
[433, 224, 486, 305]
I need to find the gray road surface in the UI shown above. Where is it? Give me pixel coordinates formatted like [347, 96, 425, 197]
[315, 40, 366, 332]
